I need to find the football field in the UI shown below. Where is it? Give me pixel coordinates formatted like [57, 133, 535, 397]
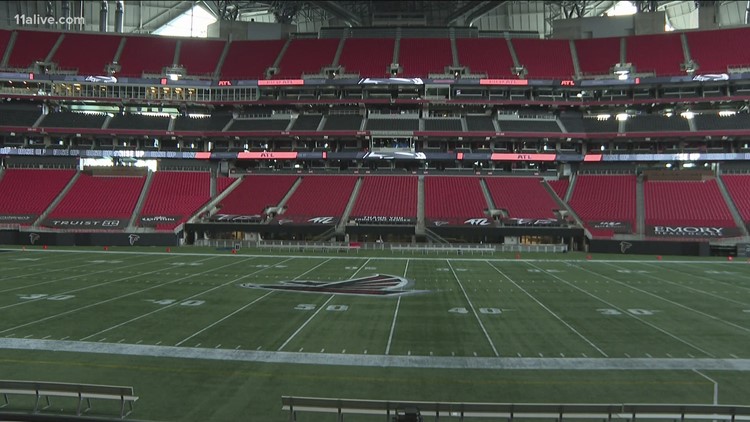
[1, 246, 749, 421]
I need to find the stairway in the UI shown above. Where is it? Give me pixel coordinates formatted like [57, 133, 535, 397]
[127, 171, 154, 229]
[336, 176, 363, 234]
[32, 171, 81, 227]
[636, 174, 645, 236]
[715, 171, 750, 236]
[416, 175, 425, 236]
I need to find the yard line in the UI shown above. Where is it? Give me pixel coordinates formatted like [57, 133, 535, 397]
[277, 295, 335, 351]
[291, 258, 333, 280]
[0, 255, 175, 296]
[80, 257, 294, 341]
[175, 291, 275, 346]
[584, 263, 750, 334]
[0, 256, 250, 335]
[446, 260, 499, 357]
[639, 262, 750, 297]
[526, 261, 715, 358]
[385, 259, 409, 355]
[0, 253, 94, 282]
[384, 297, 401, 355]
[486, 261, 608, 357]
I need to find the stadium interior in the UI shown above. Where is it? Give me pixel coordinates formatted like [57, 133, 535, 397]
[1, 0, 750, 421]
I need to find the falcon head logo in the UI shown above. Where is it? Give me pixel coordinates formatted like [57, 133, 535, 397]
[619, 241, 633, 254]
[29, 233, 40, 245]
[128, 234, 140, 246]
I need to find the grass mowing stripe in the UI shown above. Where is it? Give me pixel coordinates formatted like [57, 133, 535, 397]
[446, 260, 499, 357]
[526, 261, 716, 358]
[175, 291, 276, 346]
[0, 256, 232, 335]
[0, 255, 177, 309]
[77, 256, 291, 341]
[486, 261, 608, 357]
[291, 258, 333, 280]
[577, 263, 750, 334]
[277, 295, 335, 351]
[0, 252, 92, 280]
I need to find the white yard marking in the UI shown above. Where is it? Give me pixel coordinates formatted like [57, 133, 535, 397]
[447, 260, 499, 357]
[215, 344, 221, 349]
[385, 259, 409, 355]
[79, 257, 291, 342]
[527, 262, 715, 358]
[175, 291, 274, 346]
[693, 369, 719, 405]
[278, 296, 335, 351]
[487, 261, 608, 357]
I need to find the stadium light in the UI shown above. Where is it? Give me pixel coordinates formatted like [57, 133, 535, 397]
[719, 110, 736, 117]
[681, 111, 695, 119]
[615, 113, 629, 121]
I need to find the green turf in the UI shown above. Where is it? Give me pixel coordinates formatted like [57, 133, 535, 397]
[0, 247, 749, 421]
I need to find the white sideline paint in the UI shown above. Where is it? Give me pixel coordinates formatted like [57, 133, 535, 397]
[486, 261, 608, 357]
[526, 262, 716, 358]
[447, 260, 499, 357]
[6, 247, 750, 264]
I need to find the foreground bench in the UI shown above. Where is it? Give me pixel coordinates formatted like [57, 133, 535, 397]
[0, 380, 138, 419]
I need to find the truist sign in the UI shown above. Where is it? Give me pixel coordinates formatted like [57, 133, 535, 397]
[648, 225, 738, 238]
[43, 219, 126, 228]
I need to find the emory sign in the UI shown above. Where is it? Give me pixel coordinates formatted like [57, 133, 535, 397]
[650, 226, 731, 237]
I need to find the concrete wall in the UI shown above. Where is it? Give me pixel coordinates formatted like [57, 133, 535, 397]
[553, 12, 667, 39]
[207, 21, 296, 41]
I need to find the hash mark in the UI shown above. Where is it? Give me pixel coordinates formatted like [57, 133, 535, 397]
[156, 341, 162, 345]
[23, 334, 33, 339]
[731, 354, 739, 359]
[299, 348, 304, 352]
[42, 335, 50, 340]
[320, 348, 325, 353]
[215, 344, 221, 349]
[60, 336, 68, 340]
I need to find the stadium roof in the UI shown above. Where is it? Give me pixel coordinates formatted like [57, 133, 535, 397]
[0, 1, 747, 36]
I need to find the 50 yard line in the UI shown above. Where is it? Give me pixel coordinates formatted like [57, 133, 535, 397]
[447, 260, 499, 357]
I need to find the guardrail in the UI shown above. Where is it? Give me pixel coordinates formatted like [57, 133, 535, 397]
[195, 240, 567, 254]
[281, 397, 750, 422]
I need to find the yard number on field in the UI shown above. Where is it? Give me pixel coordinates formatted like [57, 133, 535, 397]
[18, 293, 74, 301]
[597, 308, 658, 316]
[295, 304, 349, 312]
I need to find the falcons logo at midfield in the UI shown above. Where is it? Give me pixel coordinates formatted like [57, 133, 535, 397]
[239, 274, 427, 297]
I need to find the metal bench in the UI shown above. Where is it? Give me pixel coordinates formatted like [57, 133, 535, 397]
[0, 380, 138, 419]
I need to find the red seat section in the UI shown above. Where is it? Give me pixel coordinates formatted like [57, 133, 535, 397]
[283, 176, 356, 223]
[0, 169, 76, 225]
[575, 37, 620, 76]
[686, 27, 750, 74]
[512, 38, 575, 79]
[485, 177, 558, 219]
[645, 179, 735, 230]
[139, 172, 211, 230]
[721, 175, 750, 224]
[456, 38, 515, 78]
[424, 177, 487, 225]
[398, 38, 453, 77]
[338, 38, 394, 78]
[547, 179, 569, 200]
[217, 177, 236, 193]
[216, 175, 297, 216]
[220, 40, 285, 80]
[117, 36, 177, 77]
[7, 30, 60, 69]
[48, 174, 146, 227]
[568, 175, 636, 235]
[52, 33, 120, 75]
[0, 30, 12, 65]
[626, 33, 684, 76]
[351, 176, 418, 221]
[274, 39, 339, 79]
[178, 38, 225, 77]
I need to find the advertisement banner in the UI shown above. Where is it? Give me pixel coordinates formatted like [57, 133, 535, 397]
[0, 214, 36, 224]
[352, 216, 416, 225]
[647, 225, 740, 238]
[140, 216, 181, 227]
[504, 218, 559, 226]
[43, 218, 127, 229]
[590, 221, 632, 234]
[209, 214, 263, 223]
[274, 216, 340, 225]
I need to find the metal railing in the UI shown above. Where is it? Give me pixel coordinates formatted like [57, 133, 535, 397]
[281, 397, 750, 422]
